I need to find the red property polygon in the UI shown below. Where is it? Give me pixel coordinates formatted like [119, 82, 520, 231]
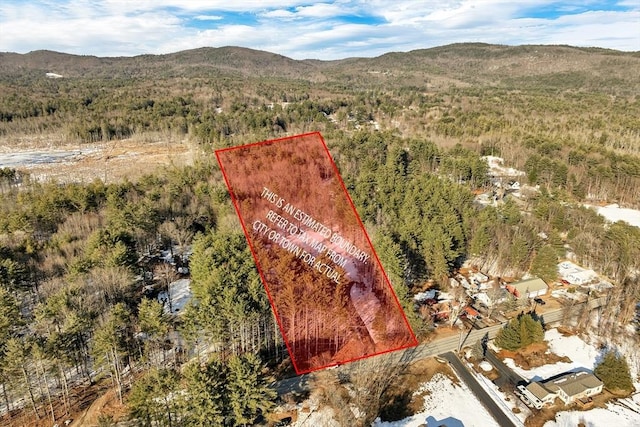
[215, 132, 417, 374]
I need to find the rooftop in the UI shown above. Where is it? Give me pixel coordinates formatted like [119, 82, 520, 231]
[510, 277, 548, 292]
[544, 371, 603, 398]
[526, 382, 553, 401]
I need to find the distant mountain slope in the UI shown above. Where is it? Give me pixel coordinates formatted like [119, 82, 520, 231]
[1, 43, 638, 92]
[325, 43, 640, 92]
[0, 46, 319, 79]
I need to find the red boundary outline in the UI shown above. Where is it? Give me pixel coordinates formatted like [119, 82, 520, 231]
[215, 131, 418, 375]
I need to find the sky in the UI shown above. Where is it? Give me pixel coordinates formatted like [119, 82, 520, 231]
[0, 1, 639, 60]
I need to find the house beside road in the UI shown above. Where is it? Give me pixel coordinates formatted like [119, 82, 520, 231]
[518, 371, 603, 409]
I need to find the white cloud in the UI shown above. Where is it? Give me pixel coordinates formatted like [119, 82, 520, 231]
[0, 0, 638, 59]
[294, 3, 350, 18]
[529, 10, 640, 51]
[262, 9, 297, 19]
[98, 0, 303, 13]
[193, 15, 223, 21]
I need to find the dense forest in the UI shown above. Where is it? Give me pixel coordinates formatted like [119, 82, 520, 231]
[0, 43, 639, 425]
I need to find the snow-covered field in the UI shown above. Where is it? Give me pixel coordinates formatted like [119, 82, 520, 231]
[499, 328, 640, 426]
[0, 139, 193, 184]
[585, 204, 640, 228]
[503, 329, 601, 380]
[0, 147, 95, 168]
[546, 400, 640, 427]
[373, 373, 500, 427]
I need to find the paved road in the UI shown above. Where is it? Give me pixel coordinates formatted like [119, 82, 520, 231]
[273, 296, 607, 395]
[441, 352, 518, 427]
[539, 296, 606, 325]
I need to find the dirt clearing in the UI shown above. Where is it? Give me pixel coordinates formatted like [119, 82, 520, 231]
[1, 137, 196, 184]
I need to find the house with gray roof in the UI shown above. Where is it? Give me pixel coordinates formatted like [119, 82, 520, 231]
[544, 371, 603, 404]
[518, 371, 603, 408]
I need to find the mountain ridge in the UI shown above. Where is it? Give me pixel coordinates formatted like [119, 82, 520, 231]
[1, 43, 638, 93]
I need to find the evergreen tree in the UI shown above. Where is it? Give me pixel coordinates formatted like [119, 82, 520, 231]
[137, 298, 171, 365]
[374, 231, 425, 337]
[530, 245, 559, 283]
[128, 368, 181, 426]
[4, 337, 40, 419]
[594, 351, 634, 393]
[495, 313, 544, 351]
[495, 318, 523, 351]
[187, 231, 269, 355]
[182, 358, 229, 426]
[0, 285, 21, 343]
[92, 303, 135, 403]
[521, 313, 544, 344]
[227, 353, 276, 426]
[0, 258, 28, 292]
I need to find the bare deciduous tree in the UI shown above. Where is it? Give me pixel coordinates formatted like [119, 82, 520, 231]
[309, 350, 414, 426]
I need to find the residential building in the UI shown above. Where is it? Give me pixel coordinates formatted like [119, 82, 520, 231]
[544, 371, 603, 404]
[506, 277, 548, 299]
[519, 382, 556, 409]
[461, 305, 481, 320]
[558, 261, 598, 285]
[519, 371, 603, 408]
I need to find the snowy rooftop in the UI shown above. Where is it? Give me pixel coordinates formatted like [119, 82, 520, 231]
[414, 289, 438, 302]
[557, 261, 598, 285]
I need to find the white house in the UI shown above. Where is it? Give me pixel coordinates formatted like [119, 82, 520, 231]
[558, 261, 598, 285]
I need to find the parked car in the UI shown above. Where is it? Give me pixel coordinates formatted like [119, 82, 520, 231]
[534, 297, 546, 305]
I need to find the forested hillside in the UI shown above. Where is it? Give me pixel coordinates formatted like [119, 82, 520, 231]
[0, 43, 639, 425]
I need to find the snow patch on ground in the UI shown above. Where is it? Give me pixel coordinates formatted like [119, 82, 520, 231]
[585, 204, 640, 228]
[503, 329, 601, 381]
[0, 147, 98, 168]
[544, 399, 640, 427]
[373, 373, 499, 427]
[293, 395, 341, 427]
[157, 278, 192, 314]
[483, 155, 526, 177]
[479, 361, 493, 372]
